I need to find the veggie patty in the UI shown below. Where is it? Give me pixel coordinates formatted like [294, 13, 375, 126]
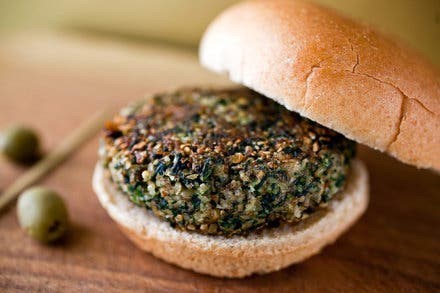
[100, 88, 356, 236]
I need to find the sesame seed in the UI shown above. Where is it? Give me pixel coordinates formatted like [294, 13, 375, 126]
[231, 153, 245, 164]
[183, 146, 191, 155]
[132, 141, 146, 150]
[142, 170, 152, 181]
[186, 174, 198, 180]
[257, 170, 265, 180]
[313, 142, 319, 152]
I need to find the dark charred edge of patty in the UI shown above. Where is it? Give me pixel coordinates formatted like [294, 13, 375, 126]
[100, 88, 356, 236]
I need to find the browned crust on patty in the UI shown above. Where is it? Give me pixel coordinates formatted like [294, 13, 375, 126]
[100, 88, 356, 236]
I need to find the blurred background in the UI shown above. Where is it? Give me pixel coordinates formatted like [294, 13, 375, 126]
[1, 0, 439, 67]
[0, 2, 439, 291]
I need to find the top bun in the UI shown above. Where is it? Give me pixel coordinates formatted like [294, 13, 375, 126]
[200, 0, 440, 171]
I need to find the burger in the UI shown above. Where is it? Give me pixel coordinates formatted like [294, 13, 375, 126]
[92, 0, 440, 277]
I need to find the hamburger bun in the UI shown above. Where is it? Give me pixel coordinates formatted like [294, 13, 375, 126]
[92, 159, 368, 278]
[200, 0, 440, 171]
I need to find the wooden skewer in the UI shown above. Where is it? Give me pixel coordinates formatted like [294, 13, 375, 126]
[0, 108, 110, 213]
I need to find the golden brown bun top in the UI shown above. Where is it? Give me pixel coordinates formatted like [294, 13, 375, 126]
[200, 0, 440, 171]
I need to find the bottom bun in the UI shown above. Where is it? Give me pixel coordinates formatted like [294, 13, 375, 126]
[92, 159, 369, 278]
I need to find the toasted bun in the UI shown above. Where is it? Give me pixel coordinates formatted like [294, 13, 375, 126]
[200, 0, 440, 171]
[92, 159, 368, 278]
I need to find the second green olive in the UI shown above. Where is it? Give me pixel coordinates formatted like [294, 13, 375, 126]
[0, 126, 40, 164]
[17, 187, 68, 243]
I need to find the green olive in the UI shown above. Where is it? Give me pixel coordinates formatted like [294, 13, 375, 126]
[17, 187, 68, 243]
[0, 126, 40, 164]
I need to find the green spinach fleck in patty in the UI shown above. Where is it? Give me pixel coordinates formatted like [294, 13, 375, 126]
[100, 88, 356, 236]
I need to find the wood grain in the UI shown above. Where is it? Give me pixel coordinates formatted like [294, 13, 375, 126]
[0, 32, 439, 293]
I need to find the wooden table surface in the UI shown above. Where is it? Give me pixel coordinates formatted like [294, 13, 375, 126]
[0, 32, 439, 293]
